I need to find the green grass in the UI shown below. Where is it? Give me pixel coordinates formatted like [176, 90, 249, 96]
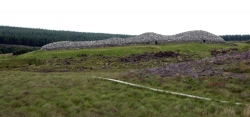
[117, 74, 250, 104]
[0, 71, 249, 117]
[0, 42, 249, 74]
[16, 43, 246, 59]
[0, 53, 13, 60]
[1, 42, 247, 71]
[0, 42, 250, 116]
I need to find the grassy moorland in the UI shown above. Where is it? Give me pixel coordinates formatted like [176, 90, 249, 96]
[1, 43, 249, 71]
[0, 42, 250, 116]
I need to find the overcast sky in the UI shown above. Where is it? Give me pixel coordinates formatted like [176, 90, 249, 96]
[1, 0, 250, 35]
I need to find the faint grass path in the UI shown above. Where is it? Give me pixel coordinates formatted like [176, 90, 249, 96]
[93, 76, 247, 106]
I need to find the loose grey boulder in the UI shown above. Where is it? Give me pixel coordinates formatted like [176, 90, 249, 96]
[41, 30, 225, 50]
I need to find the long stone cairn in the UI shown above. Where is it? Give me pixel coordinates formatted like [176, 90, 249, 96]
[41, 30, 225, 50]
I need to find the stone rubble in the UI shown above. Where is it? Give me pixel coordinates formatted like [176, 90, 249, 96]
[41, 30, 225, 50]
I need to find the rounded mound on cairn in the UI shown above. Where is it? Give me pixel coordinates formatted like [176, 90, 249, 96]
[172, 30, 225, 43]
[41, 30, 225, 50]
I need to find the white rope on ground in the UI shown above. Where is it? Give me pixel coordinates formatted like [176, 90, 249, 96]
[93, 76, 247, 106]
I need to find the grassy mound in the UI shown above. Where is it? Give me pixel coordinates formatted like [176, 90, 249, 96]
[19, 43, 242, 59]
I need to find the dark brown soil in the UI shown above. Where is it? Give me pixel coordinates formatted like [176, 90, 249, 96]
[210, 48, 239, 57]
[141, 51, 250, 78]
[120, 51, 180, 63]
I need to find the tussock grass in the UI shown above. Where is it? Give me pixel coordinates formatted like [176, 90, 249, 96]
[243, 106, 250, 117]
[0, 71, 249, 116]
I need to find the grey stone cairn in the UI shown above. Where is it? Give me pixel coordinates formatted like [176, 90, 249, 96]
[41, 30, 225, 50]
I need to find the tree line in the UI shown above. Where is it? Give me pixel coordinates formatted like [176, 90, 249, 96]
[0, 44, 39, 55]
[0, 26, 133, 47]
[1, 26, 249, 48]
[220, 35, 250, 41]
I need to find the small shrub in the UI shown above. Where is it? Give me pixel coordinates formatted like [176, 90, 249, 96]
[13, 48, 35, 55]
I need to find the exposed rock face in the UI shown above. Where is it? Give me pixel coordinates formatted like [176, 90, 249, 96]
[41, 30, 225, 50]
